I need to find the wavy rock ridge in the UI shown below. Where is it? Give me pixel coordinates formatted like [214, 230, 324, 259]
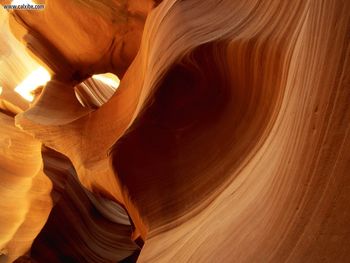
[0, 0, 349, 262]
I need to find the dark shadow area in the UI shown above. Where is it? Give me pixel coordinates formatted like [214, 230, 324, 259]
[25, 147, 141, 263]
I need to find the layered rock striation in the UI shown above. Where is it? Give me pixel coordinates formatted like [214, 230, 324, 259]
[0, 0, 349, 262]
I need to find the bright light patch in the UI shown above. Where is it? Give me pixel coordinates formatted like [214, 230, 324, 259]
[11, 0, 36, 4]
[0, 86, 3, 95]
[15, 67, 50, 102]
[92, 74, 120, 89]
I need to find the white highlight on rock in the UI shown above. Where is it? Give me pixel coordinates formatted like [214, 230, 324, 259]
[15, 67, 50, 102]
[92, 74, 120, 89]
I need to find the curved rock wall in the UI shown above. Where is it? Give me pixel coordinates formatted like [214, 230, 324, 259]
[0, 0, 349, 262]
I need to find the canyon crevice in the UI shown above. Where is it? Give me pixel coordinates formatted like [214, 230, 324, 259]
[0, 0, 349, 262]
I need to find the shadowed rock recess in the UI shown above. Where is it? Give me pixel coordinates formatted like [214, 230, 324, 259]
[0, 0, 349, 262]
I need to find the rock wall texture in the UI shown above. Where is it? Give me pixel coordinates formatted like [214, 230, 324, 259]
[0, 0, 349, 262]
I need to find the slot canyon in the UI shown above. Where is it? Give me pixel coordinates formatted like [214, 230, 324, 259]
[0, 0, 349, 262]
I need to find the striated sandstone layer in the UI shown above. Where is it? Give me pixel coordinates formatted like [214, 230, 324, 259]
[0, 0, 349, 262]
[0, 111, 52, 263]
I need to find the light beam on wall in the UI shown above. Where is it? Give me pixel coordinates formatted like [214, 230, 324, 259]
[14, 67, 50, 102]
[92, 74, 120, 89]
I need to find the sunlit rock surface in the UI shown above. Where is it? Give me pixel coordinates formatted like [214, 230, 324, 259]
[0, 111, 52, 263]
[0, 0, 349, 262]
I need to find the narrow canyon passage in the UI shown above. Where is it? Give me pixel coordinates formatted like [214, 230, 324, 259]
[0, 0, 349, 262]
